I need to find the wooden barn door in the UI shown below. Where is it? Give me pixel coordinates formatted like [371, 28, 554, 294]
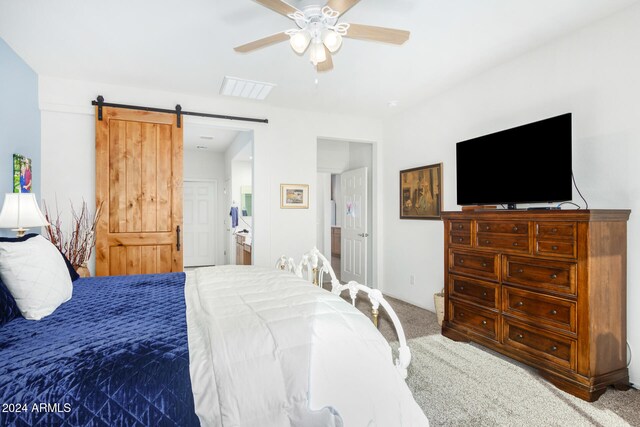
[95, 107, 183, 276]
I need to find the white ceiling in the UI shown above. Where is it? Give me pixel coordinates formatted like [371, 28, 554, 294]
[183, 122, 240, 151]
[0, 0, 638, 117]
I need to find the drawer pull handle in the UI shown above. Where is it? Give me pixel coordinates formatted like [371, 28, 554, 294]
[459, 259, 465, 264]
[481, 262, 487, 267]
[550, 273, 558, 279]
[551, 345, 558, 352]
[550, 309, 558, 315]
[552, 245, 559, 250]
[458, 237, 464, 243]
[516, 334, 524, 340]
[459, 312, 464, 317]
[513, 242, 519, 247]
[517, 268, 524, 274]
[485, 226, 490, 230]
[481, 320, 487, 326]
[516, 301, 524, 307]
[551, 228, 558, 233]
[512, 226, 519, 232]
[482, 291, 488, 297]
[485, 240, 491, 245]
[459, 286, 465, 291]
[458, 224, 464, 230]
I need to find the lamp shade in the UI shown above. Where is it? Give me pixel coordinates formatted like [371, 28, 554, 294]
[322, 29, 342, 53]
[0, 193, 50, 234]
[309, 41, 327, 65]
[289, 30, 311, 54]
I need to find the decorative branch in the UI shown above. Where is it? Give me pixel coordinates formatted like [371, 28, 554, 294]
[43, 200, 103, 270]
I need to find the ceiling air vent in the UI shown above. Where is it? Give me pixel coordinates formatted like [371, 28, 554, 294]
[220, 76, 275, 100]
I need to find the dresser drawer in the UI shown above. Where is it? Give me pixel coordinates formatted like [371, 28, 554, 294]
[450, 220, 472, 233]
[536, 222, 576, 240]
[535, 240, 576, 259]
[503, 256, 577, 296]
[503, 319, 576, 371]
[449, 301, 498, 341]
[449, 233, 471, 247]
[449, 250, 500, 281]
[449, 275, 499, 309]
[477, 233, 530, 253]
[477, 221, 528, 235]
[502, 286, 576, 333]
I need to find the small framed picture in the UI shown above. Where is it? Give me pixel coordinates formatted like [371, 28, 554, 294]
[400, 163, 443, 220]
[13, 154, 32, 193]
[280, 184, 309, 209]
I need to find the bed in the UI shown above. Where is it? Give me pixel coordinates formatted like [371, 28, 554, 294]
[1, 265, 428, 426]
[0, 273, 198, 426]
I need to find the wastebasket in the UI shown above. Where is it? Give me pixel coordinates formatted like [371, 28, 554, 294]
[434, 289, 445, 326]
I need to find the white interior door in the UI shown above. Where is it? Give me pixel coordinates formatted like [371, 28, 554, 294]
[341, 167, 368, 284]
[184, 180, 217, 267]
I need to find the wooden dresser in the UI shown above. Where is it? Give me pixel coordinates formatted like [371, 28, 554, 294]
[441, 209, 630, 401]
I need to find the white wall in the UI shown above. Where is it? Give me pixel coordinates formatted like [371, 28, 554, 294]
[38, 75, 382, 275]
[184, 148, 225, 265]
[316, 172, 331, 258]
[317, 139, 350, 173]
[224, 131, 252, 264]
[232, 159, 252, 228]
[381, 3, 640, 385]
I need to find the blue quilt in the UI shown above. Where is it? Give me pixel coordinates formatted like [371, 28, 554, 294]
[0, 273, 199, 427]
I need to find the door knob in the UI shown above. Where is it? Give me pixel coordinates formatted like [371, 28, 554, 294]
[357, 233, 369, 237]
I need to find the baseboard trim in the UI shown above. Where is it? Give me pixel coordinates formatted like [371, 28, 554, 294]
[380, 290, 434, 313]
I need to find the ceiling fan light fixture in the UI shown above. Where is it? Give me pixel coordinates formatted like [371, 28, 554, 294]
[289, 30, 311, 54]
[309, 41, 327, 65]
[322, 29, 342, 53]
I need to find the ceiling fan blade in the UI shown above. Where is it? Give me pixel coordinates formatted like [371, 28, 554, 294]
[344, 23, 410, 45]
[254, 0, 301, 18]
[316, 48, 334, 72]
[326, 0, 361, 16]
[234, 32, 290, 53]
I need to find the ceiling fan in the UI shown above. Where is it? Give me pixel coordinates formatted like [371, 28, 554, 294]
[234, 0, 410, 72]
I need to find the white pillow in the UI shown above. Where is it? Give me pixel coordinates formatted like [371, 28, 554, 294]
[0, 235, 72, 320]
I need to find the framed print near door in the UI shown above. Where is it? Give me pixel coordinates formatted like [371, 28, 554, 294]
[400, 163, 442, 220]
[280, 184, 309, 209]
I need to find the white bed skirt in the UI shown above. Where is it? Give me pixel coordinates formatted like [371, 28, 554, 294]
[185, 265, 429, 426]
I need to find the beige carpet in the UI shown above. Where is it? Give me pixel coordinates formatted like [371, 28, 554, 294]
[351, 295, 640, 427]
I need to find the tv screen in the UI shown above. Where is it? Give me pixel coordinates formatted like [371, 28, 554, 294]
[456, 113, 572, 207]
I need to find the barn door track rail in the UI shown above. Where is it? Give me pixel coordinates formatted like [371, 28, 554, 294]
[92, 95, 268, 127]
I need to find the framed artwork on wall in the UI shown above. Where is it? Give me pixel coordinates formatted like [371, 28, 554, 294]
[400, 163, 442, 220]
[280, 184, 309, 209]
[13, 154, 32, 193]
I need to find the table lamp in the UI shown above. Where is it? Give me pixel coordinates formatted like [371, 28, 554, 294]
[0, 193, 50, 237]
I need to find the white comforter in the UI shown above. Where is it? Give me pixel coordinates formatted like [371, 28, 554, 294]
[185, 265, 428, 426]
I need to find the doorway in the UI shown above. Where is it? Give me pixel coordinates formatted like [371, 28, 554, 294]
[182, 118, 253, 267]
[317, 139, 374, 286]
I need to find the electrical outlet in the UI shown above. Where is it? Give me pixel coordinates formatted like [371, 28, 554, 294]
[409, 274, 415, 285]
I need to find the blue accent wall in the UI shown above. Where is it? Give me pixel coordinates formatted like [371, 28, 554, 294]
[0, 38, 41, 236]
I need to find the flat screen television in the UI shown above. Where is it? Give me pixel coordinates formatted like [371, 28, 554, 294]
[456, 113, 572, 208]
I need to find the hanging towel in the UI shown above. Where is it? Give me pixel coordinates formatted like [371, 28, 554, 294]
[230, 206, 239, 228]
